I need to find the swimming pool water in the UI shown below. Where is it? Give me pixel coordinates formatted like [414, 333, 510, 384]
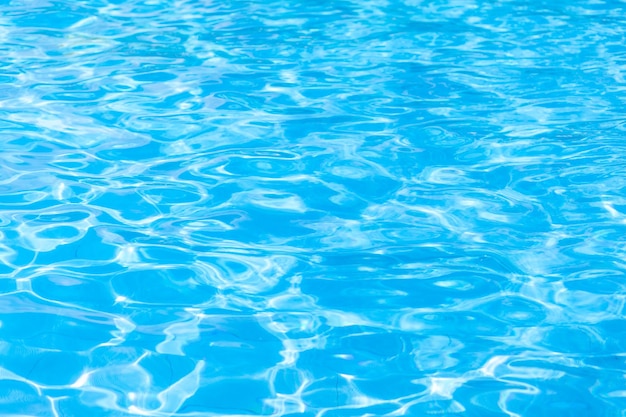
[1, 0, 626, 415]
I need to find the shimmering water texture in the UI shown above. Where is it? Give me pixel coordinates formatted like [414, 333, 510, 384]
[1, 0, 626, 416]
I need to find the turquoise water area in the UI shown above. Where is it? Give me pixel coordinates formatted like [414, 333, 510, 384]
[1, 0, 626, 415]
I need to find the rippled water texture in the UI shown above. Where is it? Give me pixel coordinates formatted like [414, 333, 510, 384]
[1, 0, 626, 415]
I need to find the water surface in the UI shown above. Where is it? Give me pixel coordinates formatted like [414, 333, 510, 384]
[1, 0, 626, 416]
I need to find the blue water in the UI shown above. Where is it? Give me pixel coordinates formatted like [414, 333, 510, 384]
[1, 0, 626, 416]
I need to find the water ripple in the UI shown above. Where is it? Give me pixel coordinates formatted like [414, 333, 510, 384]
[1, 0, 626, 415]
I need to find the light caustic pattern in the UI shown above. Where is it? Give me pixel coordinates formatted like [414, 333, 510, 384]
[1, 0, 626, 416]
